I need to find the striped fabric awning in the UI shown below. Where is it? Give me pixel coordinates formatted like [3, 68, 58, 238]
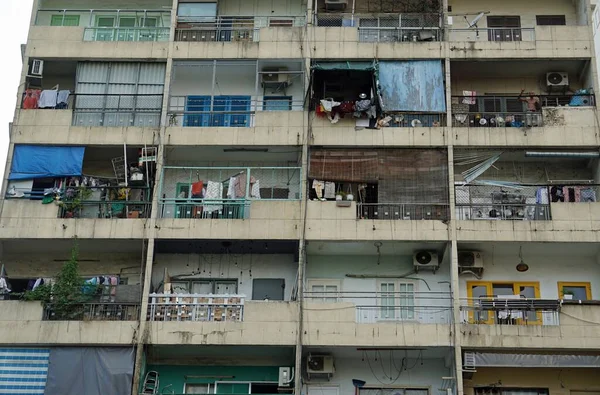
[0, 348, 49, 395]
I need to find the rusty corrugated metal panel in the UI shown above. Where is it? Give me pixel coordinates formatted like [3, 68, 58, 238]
[379, 60, 446, 112]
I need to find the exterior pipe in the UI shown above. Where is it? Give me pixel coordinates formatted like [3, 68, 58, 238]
[525, 151, 600, 158]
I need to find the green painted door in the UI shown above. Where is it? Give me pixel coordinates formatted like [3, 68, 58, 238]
[50, 15, 80, 26]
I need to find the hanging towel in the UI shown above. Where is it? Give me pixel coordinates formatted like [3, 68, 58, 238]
[22, 89, 40, 109]
[203, 181, 223, 213]
[251, 180, 261, 199]
[535, 187, 549, 204]
[312, 180, 324, 199]
[38, 90, 58, 108]
[324, 182, 336, 199]
[581, 188, 597, 202]
[191, 181, 204, 198]
[462, 90, 477, 105]
[56, 90, 70, 108]
[227, 177, 237, 199]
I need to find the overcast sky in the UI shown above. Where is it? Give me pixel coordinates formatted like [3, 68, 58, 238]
[0, 0, 33, 185]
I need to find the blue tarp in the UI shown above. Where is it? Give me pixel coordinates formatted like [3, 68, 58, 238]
[9, 145, 85, 180]
[378, 60, 446, 113]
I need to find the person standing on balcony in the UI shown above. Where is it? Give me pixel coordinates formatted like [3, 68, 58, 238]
[518, 90, 541, 126]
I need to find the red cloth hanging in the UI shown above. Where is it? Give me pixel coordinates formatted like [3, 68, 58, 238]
[191, 181, 204, 198]
[22, 89, 41, 109]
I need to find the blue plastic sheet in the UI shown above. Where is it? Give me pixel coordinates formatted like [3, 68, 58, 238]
[9, 145, 85, 180]
[378, 60, 446, 113]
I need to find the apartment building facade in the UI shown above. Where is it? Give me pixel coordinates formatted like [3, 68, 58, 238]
[1, 0, 600, 394]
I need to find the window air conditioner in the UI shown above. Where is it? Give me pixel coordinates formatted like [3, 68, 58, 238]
[261, 68, 291, 88]
[413, 251, 440, 273]
[546, 72, 569, 88]
[325, 0, 348, 11]
[458, 251, 484, 275]
[30, 59, 44, 76]
[306, 354, 335, 375]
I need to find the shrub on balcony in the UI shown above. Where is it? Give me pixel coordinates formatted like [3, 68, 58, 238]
[24, 244, 98, 319]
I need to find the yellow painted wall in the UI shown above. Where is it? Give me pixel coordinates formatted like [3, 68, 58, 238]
[466, 368, 600, 395]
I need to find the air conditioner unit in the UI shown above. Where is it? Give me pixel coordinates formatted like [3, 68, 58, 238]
[261, 67, 290, 87]
[546, 72, 569, 88]
[278, 367, 293, 387]
[458, 251, 484, 271]
[413, 251, 439, 273]
[325, 0, 348, 11]
[30, 59, 44, 76]
[307, 354, 335, 375]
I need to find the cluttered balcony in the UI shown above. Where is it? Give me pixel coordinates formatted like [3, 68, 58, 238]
[0, 239, 143, 344]
[447, 0, 592, 59]
[450, 60, 598, 146]
[1, 145, 156, 239]
[28, 1, 171, 58]
[145, 239, 299, 345]
[171, 0, 306, 58]
[305, 149, 450, 241]
[310, 0, 443, 58]
[310, 60, 447, 146]
[166, 60, 304, 144]
[456, 241, 600, 348]
[15, 60, 165, 145]
[155, 147, 302, 239]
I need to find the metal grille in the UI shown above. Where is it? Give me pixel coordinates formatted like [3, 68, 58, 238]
[148, 294, 244, 322]
[83, 27, 169, 41]
[448, 28, 535, 42]
[315, 13, 441, 42]
[304, 291, 452, 324]
[72, 94, 163, 127]
[57, 186, 152, 219]
[159, 167, 302, 219]
[175, 15, 306, 42]
[455, 184, 550, 220]
[43, 303, 140, 321]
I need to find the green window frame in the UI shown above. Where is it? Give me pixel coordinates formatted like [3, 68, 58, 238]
[50, 15, 80, 26]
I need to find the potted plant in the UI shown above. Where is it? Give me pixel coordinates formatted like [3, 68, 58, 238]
[563, 290, 575, 300]
[59, 187, 92, 218]
[335, 191, 346, 201]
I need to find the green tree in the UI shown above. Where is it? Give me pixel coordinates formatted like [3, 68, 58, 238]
[24, 244, 97, 319]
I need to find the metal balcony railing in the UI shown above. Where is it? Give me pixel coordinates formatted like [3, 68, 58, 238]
[43, 303, 141, 321]
[159, 166, 302, 219]
[357, 203, 450, 220]
[72, 93, 163, 127]
[167, 97, 304, 128]
[448, 28, 535, 42]
[315, 13, 441, 42]
[57, 186, 152, 219]
[451, 94, 595, 128]
[35, 8, 170, 27]
[455, 184, 600, 221]
[175, 15, 306, 42]
[83, 27, 170, 42]
[148, 294, 245, 322]
[304, 291, 453, 324]
[460, 297, 561, 326]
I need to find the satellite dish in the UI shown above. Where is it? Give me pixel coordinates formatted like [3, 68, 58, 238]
[467, 12, 486, 28]
[411, 119, 423, 127]
[479, 118, 488, 126]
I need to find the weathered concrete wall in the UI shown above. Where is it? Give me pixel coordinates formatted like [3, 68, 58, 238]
[303, 302, 453, 346]
[27, 26, 169, 59]
[164, 112, 306, 146]
[0, 301, 138, 345]
[310, 116, 447, 146]
[305, 201, 450, 241]
[12, 110, 159, 145]
[155, 201, 302, 239]
[147, 301, 298, 345]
